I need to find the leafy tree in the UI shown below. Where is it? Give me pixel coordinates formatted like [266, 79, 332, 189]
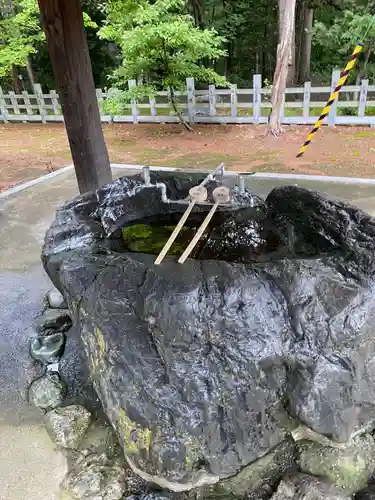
[313, 4, 375, 84]
[0, 0, 42, 87]
[99, 0, 227, 129]
[0, 0, 101, 89]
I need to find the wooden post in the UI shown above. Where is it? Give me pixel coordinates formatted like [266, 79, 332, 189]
[22, 90, 33, 115]
[303, 81, 311, 121]
[186, 77, 196, 125]
[231, 84, 237, 117]
[328, 70, 340, 126]
[128, 79, 138, 124]
[358, 79, 368, 118]
[37, 0, 112, 193]
[50, 89, 60, 115]
[149, 97, 157, 117]
[0, 86, 8, 122]
[209, 85, 216, 116]
[33, 83, 46, 123]
[253, 74, 261, 124]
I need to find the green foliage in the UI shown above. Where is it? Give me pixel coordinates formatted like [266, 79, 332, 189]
[0, 0, 43, 77]
[99, 0, 227, 113]
[0, 0, 104, 86]
[312, 2, 375, 83]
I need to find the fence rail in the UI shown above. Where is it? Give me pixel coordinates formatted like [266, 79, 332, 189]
[1, 72, 375, 125]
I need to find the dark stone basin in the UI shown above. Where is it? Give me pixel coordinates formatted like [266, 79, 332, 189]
[42, 171, 375, 492]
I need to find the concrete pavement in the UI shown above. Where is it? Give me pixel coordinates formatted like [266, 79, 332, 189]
[0, 166, 374, 499]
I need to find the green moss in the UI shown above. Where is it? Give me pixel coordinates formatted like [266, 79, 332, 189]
[354, 131, 375, 138]
[94, 327, 106, 358]
[117, 407, 152, 455]
[122, 223, 197, 257]
[298, 435, 375, 495]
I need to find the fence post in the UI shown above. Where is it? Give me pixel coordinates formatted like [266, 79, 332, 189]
[149, 97, 157, 117]
[328, 70, 340, 126]
[95, 88, 105, 121]
[209, 85, 216, 116]
[303, 82, 311, 121]
[186, 77, 195, 125]
[22, 90, 33, 115]
[358, 79, 368, 118]
[0, 86, 8, 122]
[33, 83, 46, 123]
[253, 74, 262, 124]
[9, 91, 20, 115]
[231, 84, 237, 117]
[50, 90, 60, 115]
[128, 79, 138, 124]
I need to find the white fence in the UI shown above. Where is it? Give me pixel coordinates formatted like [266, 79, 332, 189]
[1, 71, 375, 125]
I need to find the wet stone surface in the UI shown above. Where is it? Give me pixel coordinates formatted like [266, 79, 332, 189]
[30, 331, 65, 364]
[28, 372, 66, 411]
[42, 171, 375, 496]
[35, 308, 72, 333]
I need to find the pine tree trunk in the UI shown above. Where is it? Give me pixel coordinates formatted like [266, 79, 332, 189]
[299, 6, 313, 83]
[269, 0, 297, 136]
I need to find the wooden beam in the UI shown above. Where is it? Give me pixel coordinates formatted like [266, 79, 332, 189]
[37, 0, 112, 193]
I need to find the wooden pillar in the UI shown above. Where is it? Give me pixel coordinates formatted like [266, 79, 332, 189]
[37, 0, 112, 193]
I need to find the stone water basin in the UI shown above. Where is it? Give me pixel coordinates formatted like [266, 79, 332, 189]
[42, 171, 375, 497]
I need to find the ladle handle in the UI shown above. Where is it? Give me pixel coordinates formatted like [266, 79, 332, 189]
[154, 185, 208, 265]
[178, 201, 219, 264]
[154, 200, 196, 265]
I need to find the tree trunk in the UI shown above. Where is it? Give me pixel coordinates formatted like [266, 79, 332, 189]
[287, 22, 296, 85]
[295, 0, 304, 82]
[26, 56, 36, 87]
[37, 0, 112, 194]
[299, 6, 313, 83]
[11, 65, 21, 93]
[269, 0, 297, 136]
[169, 86, 193, 132]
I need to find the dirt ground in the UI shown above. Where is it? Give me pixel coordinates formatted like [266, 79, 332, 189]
[1, 122, 375, 190]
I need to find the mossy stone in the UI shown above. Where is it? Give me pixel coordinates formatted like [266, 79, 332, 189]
[298, 434, 375, 495]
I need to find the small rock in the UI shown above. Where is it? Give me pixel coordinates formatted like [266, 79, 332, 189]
[28, 372, 66, 410]
[60, 451, 126, 499]
[45, 405, 91, 449]
[30, 331, 65, 364]
[35, 308, 72, 333]
[271, 473, 351, 500]
[298, 434, 375, 495]
[47, 288, 67, 309]
[203, 438, 296, 499]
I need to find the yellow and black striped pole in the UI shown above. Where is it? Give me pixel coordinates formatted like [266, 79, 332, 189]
[296, 43, 363, 158]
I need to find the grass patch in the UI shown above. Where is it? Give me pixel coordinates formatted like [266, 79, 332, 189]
[354, 131, 375, 138]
